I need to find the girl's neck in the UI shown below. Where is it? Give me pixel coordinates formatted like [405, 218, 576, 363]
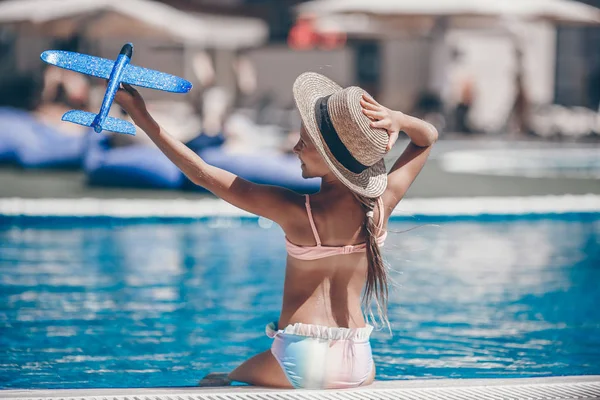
[318, 173, 354, 200]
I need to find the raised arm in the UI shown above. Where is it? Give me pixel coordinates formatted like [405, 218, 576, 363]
[115, 84, 298, 224]
[360, 94, 438, 212]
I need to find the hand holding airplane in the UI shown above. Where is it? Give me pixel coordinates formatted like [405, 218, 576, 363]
[41, 42, 192, 135]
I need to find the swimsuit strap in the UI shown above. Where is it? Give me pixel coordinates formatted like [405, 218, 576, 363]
[304, 195, 322, 246]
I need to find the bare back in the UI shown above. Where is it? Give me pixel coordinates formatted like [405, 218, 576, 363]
[278, 192, 387, 329]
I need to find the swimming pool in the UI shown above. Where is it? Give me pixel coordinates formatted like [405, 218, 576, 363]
[1, 208, 599, 389]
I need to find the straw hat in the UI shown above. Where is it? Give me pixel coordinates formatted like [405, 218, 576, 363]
[293, 72, 388, 198]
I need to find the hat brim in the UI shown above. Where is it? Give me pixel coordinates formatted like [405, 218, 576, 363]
[293, 72, 387, 198]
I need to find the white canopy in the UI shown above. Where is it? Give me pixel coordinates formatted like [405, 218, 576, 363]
[0, 0, 268, 49]
[298, 0, 600, 127]
[298, 0, 600, 26]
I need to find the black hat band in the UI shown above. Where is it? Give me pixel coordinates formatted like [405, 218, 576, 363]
[315, 95, 369, 174]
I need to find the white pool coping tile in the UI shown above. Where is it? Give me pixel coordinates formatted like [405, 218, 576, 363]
[0, 195, 598, 218]
[2, 376, 599, 400]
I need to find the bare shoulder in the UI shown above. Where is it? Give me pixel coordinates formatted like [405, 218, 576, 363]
[275, 190, 310, 230]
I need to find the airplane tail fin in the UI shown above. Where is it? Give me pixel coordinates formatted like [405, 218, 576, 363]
[62, 110, 136, 135]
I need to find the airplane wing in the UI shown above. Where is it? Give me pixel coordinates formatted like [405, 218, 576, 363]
[122, 64, 192, 93]
[41, 50, 192, 93]
[41, 51, 113, 80]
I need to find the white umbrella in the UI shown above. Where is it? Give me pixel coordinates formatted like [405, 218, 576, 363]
[299, 0, 600, 39]
[298, 0, 600, 96]
[0, 0, 268, 49]
[298, 0, 600, 26]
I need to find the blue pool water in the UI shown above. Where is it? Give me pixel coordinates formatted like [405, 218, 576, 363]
[1, 215, 599, 389]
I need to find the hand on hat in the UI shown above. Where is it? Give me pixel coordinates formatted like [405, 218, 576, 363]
[360, 93, 403, 152]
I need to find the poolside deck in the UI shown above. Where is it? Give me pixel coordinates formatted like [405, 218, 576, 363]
[1, 140, 599, 200]
[2, 376, 600, 399]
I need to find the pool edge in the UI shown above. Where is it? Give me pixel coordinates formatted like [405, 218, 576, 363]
[1, 375, 599, 399]
[0, 195, 598, 220]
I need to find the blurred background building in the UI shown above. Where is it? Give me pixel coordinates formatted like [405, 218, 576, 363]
[1, 0, 600, 133]
[0, 0, 598, 197]
[556, 0, 600, 109]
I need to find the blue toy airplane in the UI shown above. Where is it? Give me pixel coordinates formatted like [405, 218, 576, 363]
[41, 43, 192, 135]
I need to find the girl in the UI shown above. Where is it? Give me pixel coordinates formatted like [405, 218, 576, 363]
[115, 72, 437, 389]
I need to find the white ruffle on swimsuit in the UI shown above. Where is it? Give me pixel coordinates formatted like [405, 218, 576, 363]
[266, 322, 374, 389]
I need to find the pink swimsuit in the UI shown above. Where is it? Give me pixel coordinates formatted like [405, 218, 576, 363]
[267, 195, 386, 389]
[285, 195, 387, 260]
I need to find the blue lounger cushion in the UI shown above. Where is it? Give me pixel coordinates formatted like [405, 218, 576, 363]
[0, 107, 86, 168]
[188, 147, 320, 193]
[84, 133, 183, 189]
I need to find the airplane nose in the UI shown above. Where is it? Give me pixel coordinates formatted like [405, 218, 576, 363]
[119, 43, 134, 58]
